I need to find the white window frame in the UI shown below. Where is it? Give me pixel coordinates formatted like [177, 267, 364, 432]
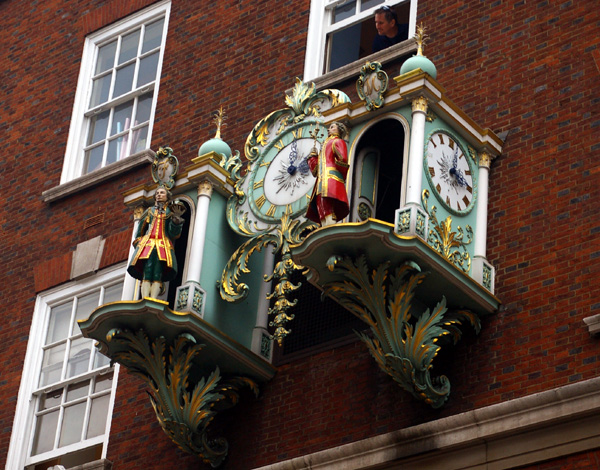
[60, 1, 171, 185]
[303, 0, 418, 81]
[5, 263, 126, 470]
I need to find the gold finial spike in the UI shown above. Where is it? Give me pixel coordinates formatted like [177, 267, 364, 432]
[415, 23, 429, 56]
[213, 106, 226, 140]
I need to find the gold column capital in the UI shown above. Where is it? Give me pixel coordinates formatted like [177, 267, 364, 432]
[412, 95, 428, 113]
[133, 205, 145, 220]
[197, 180, 214, 197]
[479, 152, 492, 169]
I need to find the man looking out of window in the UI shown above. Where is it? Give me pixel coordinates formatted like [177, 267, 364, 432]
[372, 5, 408, 53]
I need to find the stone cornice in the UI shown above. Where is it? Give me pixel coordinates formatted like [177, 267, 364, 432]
[254, 377, 600, 470]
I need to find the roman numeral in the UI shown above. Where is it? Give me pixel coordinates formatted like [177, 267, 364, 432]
[448, 138, 455, 149]
[438, 134, 445, 145]
[292, 128, 303, 139]
[253, 180, 264, 190]
[266, 205, 276, 217]
[274, 139, 285, 151]
[256, 195, 266, 209]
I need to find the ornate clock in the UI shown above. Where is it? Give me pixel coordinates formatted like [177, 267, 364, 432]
[424, 130, 476, 215]
[248, 126, 317, 224]
[227, 79, 350, 234]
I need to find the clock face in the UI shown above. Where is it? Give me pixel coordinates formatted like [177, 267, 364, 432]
[248, 125, 318, 223]
[425, 131, 475, 214]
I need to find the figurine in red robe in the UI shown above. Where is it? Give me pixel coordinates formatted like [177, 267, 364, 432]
[127, 185, 184, 299]
[306, 122, 350, 226]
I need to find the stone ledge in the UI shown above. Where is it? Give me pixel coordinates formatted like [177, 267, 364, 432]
[253, 377, 600, 470]
[42, 150, 155, 203]
[307, 40, 418, 92]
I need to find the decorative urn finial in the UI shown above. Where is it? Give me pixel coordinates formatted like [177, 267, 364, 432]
[198, 106, 232, 158]
[400, 23, 437, 79]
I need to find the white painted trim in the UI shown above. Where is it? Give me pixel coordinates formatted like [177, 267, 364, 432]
[253, 377, 600, 470]
[60, 1, 171, 184]
[5, 264, 125, 470]
[303, 0, 418, 81]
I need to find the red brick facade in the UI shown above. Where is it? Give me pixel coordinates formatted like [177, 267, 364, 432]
[1, 0, 599, 469]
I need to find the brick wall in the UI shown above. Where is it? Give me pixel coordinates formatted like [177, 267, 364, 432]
[1, 0, 598, 468]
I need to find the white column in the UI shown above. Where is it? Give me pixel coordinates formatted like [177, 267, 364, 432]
[406, 96, 428, 206]
[122, 205, 144, 301]
[186, 180, 213, 284]
[474, 152, 491, 258]
[471, 152, 495, 294]
[251, 247, 276, 362]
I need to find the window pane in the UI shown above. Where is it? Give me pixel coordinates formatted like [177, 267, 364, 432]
[31, 410, 59, 455]
[361, 0, 384, 11]
[142, 18, 165, 53]
[136, 92, 153, 123]
[95, 40, 117, 74]
[113, 63, 135, 98]
[94, 372, 114, 393]
[131, 125, 148, 154]
[40, 343, 66, 387]
[328, 24, 362, 71]
[137, 51, 159, 87]
[46, 302, 72, 345]
[39, 389, 63, 411]
[104, 283, 123, 304]
[333, 1, 356, 23]
[107, 134, 130, 164]
[59, 402, 86, 447]
[66, 380, 90, 402]
[84, 144, 105, 174]
[111, 100, 134, 136]
[87, 110, 110, 145]
[93, 352, 111, 369]
[73, 291, 101, 337]
[67, 337, 92, 379]
[119, 29, 141, 64]
[87, 394, 110, 438]
[89, 73, 112, 108]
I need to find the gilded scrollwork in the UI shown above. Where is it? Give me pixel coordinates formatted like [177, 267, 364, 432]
[321, 254, 480, 408]
[422, 190, 472, 273]
[219, 209, 316, 344]
[108, 328, 257, 467]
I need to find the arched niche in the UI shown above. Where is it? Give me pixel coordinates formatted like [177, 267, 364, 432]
[348, 114, 409, 224]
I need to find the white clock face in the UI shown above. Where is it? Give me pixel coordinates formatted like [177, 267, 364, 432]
[426, 132, 475, 214]
[264, 138, 316, 206]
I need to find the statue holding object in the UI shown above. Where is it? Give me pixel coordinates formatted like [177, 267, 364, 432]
[305, 122, 350, 227]
[127, 185, 186, 299]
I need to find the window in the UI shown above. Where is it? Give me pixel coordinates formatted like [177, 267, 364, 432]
[6, 265, 125, 470]
[60, 1, 170, 184]
[304, 0, 417, 80]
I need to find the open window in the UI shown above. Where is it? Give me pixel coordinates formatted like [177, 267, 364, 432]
[6, 265, 125, 470]
[304, 0, 417, 80]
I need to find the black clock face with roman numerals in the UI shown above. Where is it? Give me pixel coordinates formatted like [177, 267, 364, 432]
[425, 131, 475, 214]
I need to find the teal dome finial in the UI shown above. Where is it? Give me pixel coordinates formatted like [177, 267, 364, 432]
[198, 106, 232, 158]
[400, 23, 437, 79]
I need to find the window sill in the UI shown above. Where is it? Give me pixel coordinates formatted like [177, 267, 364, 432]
[309, 39, 418, 90]
[43, 150, 156, 203]
[66, 459, 113, 470]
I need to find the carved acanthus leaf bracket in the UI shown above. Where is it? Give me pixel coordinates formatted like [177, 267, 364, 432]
[107, 328, 258, 467]
[322, 254, 480, 408]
